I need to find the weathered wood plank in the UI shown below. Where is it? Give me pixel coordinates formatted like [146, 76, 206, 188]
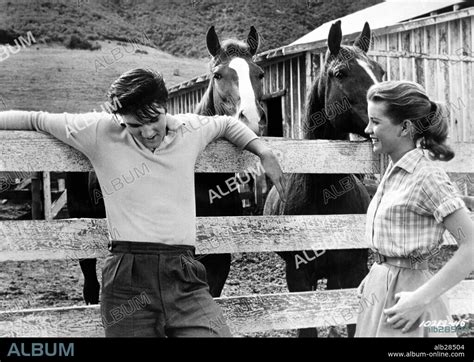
[43, 172, 52, 221]
[414, 57, 425, 86]
[367, 50, 474, 62]
[1, 281, 471, 337]
[400, 31, 413, 80]
[389, 56, 400, 81]
[271, 63, 277, 94]
[413, 27, 424, 54]
[0, 132, 380, 174]
[297, 55, 305, 139]
[0, 215, 366, 261]
[50, 190, 68, 220]
[277, 61, 284, 92]
[0, 213, 470, 262]
[290, 57, 296, 138]
[1, 132, 472, 174]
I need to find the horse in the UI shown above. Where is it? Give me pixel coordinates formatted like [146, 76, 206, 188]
[193, 25, 266, 297]
[263, 21, 385, 337]
[66, 173, 103, 304]
[69, 25, 266, 303]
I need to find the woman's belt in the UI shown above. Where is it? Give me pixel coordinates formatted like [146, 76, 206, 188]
[373, 251, 428, 270]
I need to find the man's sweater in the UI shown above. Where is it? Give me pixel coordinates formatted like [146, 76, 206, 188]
[0, 111, 258, 245]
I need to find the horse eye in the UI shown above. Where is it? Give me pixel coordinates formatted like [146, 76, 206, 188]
[258, 73, 264, 79]
[213, 73, 222, 80]
[334, 70, 345, 78]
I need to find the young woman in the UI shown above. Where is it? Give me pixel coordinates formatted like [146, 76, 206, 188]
[356, 80, 474, 337]
[0, 68, 286, 337]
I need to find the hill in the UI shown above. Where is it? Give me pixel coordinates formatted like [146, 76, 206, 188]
[0, 41, 208, 113]
[0, 0, 383, 58]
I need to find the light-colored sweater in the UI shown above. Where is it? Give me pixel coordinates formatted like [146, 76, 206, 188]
[0, 111, 258, 245]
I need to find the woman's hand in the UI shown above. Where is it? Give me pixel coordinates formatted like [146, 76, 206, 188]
[383, 291, 427, 333]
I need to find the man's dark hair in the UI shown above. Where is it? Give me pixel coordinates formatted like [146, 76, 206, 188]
[107, 68, 168, 117]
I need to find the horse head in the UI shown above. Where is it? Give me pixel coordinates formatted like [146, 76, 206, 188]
[196, 26, 267, 135]
[305, 21, 385, 140]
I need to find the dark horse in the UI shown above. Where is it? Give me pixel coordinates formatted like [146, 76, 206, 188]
[263, 21, 385, 337]
[68, 26, 266, 303]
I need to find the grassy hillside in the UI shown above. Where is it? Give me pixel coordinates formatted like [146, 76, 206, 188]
[0, 0, 382, 58]
[0, 41, 208, 112]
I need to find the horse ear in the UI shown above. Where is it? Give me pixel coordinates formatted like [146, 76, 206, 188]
[353, 22, 371, 53]
[206, 26, 221, 57]
[247, 26, 259, 56]
[328, 20, 342, 55]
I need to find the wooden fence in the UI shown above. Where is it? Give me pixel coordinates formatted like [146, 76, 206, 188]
[0, 131, 473, 337]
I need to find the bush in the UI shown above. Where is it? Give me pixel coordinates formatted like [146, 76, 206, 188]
[0, 28, 19, 45]
[64, 34, 101, 51]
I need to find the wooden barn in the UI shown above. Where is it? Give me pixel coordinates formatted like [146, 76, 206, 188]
[167, 0, 473, 144]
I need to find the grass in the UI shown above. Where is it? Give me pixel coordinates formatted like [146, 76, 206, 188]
[0, 41, 208, 113]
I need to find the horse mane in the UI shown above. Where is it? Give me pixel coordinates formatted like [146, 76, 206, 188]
[195, 39, 253, 116]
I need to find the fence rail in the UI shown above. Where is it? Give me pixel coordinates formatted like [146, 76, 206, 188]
[0, 215, 470, 262]
[1, 282, 472, 337]
[1, 132, 473, 173]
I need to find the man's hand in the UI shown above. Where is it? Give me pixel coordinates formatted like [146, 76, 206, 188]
[244, 139, 286, 202]
[260, 149, 286, 202]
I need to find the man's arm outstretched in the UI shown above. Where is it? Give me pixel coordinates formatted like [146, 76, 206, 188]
[0, 110, 107, 159]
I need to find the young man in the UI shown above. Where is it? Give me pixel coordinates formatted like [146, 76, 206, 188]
[0, 68, 286, 337]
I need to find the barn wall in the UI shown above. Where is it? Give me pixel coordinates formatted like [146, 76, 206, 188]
[370, 11, 474, 142]
[260, 53, 308, 138]
[168, 82, 208, 114]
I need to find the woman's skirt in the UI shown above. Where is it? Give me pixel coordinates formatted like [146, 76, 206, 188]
[355, 262, 456, 337]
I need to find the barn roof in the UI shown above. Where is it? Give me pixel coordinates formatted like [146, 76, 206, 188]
[290, 0, 466, 46]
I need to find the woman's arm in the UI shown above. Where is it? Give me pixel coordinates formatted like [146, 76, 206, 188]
[384, 207, 474, 332]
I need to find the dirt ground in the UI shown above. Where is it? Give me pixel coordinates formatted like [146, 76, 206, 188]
[0, 199, 472, 338]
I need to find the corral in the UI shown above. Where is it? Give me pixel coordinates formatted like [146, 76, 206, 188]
[0, 2, 473, 337]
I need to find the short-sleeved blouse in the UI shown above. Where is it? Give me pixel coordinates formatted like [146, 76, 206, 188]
[366, 147, 466, 257]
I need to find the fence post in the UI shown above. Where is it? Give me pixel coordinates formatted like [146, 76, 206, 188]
[43, 172, 52, 221]
[31, 173, 43, 220]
